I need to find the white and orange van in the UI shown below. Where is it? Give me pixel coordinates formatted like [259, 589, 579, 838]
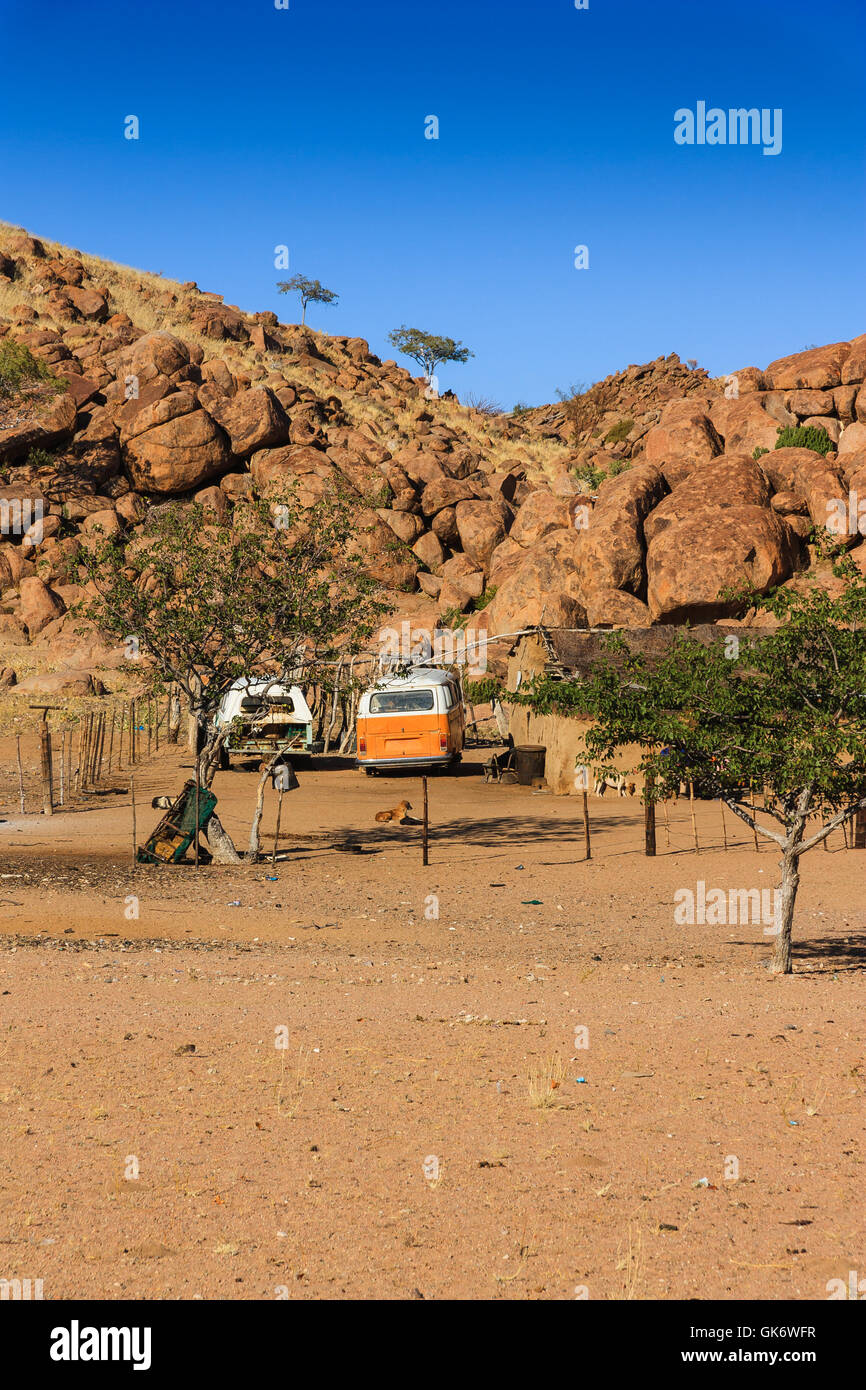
[356, 668, 465, 774]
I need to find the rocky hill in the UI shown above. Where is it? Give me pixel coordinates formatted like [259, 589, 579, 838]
[1, 222, 865, 694]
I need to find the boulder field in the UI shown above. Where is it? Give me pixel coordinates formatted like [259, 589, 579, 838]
[1, 226, 865, 667]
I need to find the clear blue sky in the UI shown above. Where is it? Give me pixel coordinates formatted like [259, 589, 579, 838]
[3, 0, 864, 406]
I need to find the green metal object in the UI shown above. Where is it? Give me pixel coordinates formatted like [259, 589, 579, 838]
[137, 780, 217, 865]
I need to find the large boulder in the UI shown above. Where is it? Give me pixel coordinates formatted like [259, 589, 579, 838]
[838, 422, 866, 458]
[708, 395, 780, 457]
[127, 331, 190, 383]
[840, 334, 866, 385]
[642, 402, 722, 486]
[0, 391, 77, 462]
[644, 454, 770, 545]
[485, 529, 586, 635]
[646, 505, 802, 622]
[348, 508, 418, 590]
[764, 342, 851, 390]
[454, 498, 511, 569]
[577, 463, 668, 601]
[509, 490, 573, 547]
[15, 668, 104, 696]
[412, 530, 445, 569]
[249, 443, 332, 496]
[203, 387, 291, 457]
[584, 588, 652, 628]
[760, 446, 847, 538]
[420, 477, 477, 517]
[19, 576, 66, 636]
[121, 391, 230, 493]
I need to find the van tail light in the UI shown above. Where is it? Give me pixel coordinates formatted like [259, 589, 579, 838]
[359, 735, 366, 755]
[440, 733, 448, 752]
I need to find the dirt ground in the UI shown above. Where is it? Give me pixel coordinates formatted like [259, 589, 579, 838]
[0, 730, 863, 1301]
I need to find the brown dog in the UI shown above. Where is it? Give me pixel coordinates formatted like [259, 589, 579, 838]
[375, 800, 414, 824]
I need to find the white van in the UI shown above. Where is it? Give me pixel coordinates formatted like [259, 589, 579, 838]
[212, 677, 321, 767]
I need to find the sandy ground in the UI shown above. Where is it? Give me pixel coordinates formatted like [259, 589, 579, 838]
[0, 732, 864, 1301]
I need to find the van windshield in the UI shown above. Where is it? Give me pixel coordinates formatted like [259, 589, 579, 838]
[369, 690, 435, 714]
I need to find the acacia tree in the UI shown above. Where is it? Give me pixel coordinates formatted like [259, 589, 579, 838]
[519, 553, 866, 974]
[277, 275, 339, 326]
[387, 326, 473, 392]
[75, 488, 384, 860]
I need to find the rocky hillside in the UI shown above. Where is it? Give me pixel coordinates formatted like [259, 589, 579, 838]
[1, 222, 865, 692]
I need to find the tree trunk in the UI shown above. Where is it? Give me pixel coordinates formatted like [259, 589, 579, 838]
[248, 753, 283, 860]
[772, 848, 799, 974]
[203, 811, 241, 864]
[168, 688, 182, 744]
[771, 788, 811, 975]
[187, 677, 203, 754]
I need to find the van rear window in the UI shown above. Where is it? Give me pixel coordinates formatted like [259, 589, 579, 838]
[369, 690, 435, 713]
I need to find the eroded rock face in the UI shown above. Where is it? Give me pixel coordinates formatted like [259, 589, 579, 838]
[647, 505, 802, 622]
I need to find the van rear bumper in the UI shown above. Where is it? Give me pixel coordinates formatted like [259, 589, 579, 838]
[357, 754, 453, 770]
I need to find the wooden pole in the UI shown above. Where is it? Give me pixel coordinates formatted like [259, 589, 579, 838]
[107, 706, 116, 775]
[117, 705, 124, 769]
[661, 796, 671, 850]
[644, 771, 656, 857]
[147, 698, 153, 758]
[854, 807, 866, 850]
[688, 782, 699, 852]
[95, 712, 106, 785]
[74, 719, 84, 792]
[719, 799, 728, 851]
[131, 773, 137, 869]
[58, 731, 66, 807]
[581, 787, 591, 861]
[154, 694, 160, 753]
[39, 717, 54, 817]
[65, 727, 72, 803]
[80, 715, 91, 792]
[272, 787, 284, 866]
[16, 735, 25, 815]
[129, 700, 136, 766]
[194, 754, 200, 870]
[422, 776, 429, 866]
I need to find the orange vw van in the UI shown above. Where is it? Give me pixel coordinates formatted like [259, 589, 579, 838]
[356, 668, 465, 773]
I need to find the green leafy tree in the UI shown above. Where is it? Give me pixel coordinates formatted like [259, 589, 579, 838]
[518, 552, 866, 974]
[75, 488, 384, 858]
[277, 275, 339, 326]
[387, 326, 473, 387]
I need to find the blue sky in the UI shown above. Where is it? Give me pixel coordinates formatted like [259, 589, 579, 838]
[2, 0, 864, 406]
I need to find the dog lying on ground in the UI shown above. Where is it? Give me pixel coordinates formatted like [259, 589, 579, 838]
[375, 800, 419, 825]
[593, 776, 637, 798]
